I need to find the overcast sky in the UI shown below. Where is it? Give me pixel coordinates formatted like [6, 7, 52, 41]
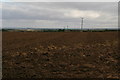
[2, 2, 118, 29]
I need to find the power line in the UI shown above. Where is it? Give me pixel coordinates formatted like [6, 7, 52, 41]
[81, 18, 84, 32]
[67, 25, 68, 30]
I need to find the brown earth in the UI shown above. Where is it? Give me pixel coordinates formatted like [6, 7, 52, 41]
[2, 32, 120, 78]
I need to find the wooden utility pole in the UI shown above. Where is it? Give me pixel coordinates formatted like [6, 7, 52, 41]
[67, 25, 68, 30]
[67, 25, 69, 31]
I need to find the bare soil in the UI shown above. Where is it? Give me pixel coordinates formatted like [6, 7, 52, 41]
[2, 32, 120, 78]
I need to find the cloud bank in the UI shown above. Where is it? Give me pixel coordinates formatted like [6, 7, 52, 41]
[2, 2, 118, 29]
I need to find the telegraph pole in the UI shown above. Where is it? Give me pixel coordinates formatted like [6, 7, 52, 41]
[67, 25, 68, 30]
[81, 18, 84, 32]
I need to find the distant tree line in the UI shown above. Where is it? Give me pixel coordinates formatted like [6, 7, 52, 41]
[2, 29, 119, 32]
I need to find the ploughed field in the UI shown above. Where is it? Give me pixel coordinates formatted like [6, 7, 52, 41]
[2, 32, 119, 78]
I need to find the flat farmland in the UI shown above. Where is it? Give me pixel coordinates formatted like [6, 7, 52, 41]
[2, 32, 119, 78]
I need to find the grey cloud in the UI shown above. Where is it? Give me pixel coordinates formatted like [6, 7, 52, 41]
[2, 2, 118, 29]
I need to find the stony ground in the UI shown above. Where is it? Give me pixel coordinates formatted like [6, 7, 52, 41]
[2, 32, 120, 78]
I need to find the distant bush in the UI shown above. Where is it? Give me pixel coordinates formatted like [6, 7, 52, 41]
[2, 29, 8, 32]
[58, 29, 65, 32]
